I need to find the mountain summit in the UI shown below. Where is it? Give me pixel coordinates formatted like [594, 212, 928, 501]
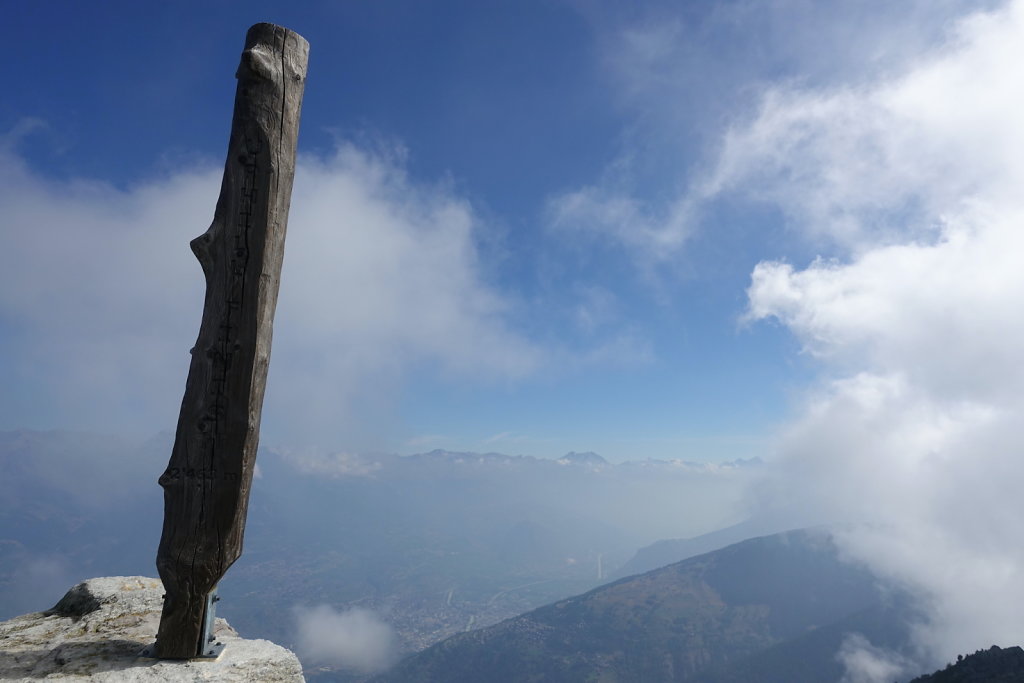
[557, 451, 609, 467]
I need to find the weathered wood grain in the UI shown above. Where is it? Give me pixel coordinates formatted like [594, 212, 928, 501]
[154, 23, 308, 659]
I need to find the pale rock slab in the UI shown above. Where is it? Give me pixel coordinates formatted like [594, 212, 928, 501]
[0, 576, 304, 681]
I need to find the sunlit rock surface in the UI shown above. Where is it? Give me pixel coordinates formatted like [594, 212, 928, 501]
[0, 576, 304, 681]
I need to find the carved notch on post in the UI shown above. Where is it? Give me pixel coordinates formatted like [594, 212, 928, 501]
[153, 23, 308, 660]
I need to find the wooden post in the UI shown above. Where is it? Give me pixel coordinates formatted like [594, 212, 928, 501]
[154, 23, 308, 659]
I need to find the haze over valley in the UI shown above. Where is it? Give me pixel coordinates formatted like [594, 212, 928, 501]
[0, 429, 762, 677]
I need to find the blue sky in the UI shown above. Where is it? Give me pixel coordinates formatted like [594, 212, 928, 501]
[0, 0, 1004, 463]
[8, 0, 1024, 666]
[2, 0, 814, 461]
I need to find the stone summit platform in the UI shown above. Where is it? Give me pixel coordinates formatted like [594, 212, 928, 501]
[0, 576, 304, 681]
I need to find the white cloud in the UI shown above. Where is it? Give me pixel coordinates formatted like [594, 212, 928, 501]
[706, 0, 1024, 250]
[291, 604, 398, 674]
[838, 633, 914, 683]
[747, 208, 1024, 401]
[732, 0, 1024, 668]
[268, 142, 543, 446]
[0, 138, 540, 447]
[0, 146, 214, 432]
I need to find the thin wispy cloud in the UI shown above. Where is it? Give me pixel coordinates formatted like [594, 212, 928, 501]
[552, 0, 997, 264]
[483, 431, 516, 444]
[547, 186, 696, 261]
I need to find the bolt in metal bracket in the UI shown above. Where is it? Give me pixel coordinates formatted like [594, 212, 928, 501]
[196, 587, 225, 659]
[139, 587, 225, 660]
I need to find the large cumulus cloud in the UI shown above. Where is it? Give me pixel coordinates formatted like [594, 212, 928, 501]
[0, 137, 540, 449]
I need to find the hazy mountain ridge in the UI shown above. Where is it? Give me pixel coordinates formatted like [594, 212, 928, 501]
[612, 518, 787, 580]
[284, 446, 760, 478]
[383, 529, 915, 683]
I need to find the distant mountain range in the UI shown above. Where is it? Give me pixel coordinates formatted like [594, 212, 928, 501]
[0, 429, 757, 678]
[383, 529, 918, 682]
[557, 451, 609, 467]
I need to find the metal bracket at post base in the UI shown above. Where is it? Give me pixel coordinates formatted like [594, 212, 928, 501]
[140, 588, 225, 660]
